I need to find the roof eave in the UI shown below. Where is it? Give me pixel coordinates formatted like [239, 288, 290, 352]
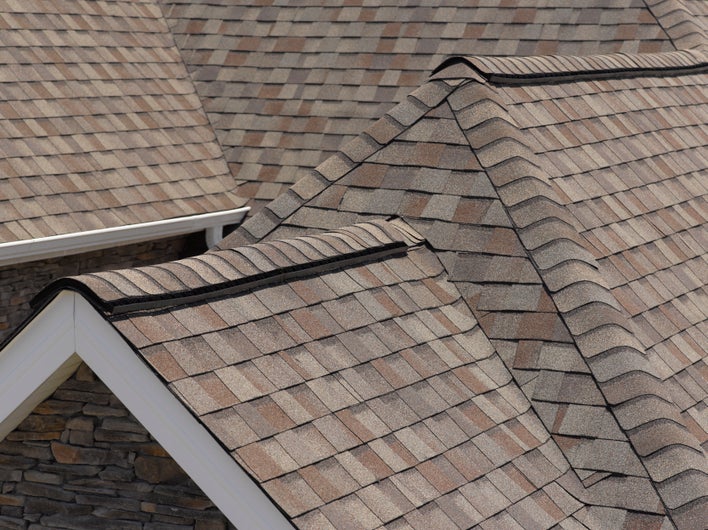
[0, 207, 250, 267]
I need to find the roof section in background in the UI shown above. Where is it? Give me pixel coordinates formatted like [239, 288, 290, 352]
[158, 0, 696, 209]
[0, 1, 244, 244]
[222, 49, 708, 527]
[681, 0, 708, 28]
[650, 0, 708, 49]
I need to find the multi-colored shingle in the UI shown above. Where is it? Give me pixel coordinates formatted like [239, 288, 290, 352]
[0, 1, 244, 243]
[1, 2, 706, 529]
[158, 0, 684, 209]
[218, 48, 707, 527]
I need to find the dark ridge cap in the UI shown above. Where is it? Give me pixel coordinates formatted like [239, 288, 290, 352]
[433, 50, 708, 85]
[32, 220, 422, 316]
[37, 240, 410, 317]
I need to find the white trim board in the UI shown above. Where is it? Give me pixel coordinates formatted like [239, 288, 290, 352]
[0, 207, 250, 267]
[0, 291, 292, 530]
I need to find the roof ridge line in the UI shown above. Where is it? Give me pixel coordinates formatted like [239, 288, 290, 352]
[32, 220, 420, 316]
[104, 240, 409, 315]
[433, 49, 707, 85]
[217, 79, 456, 247]
[447, 77, 708, 517]
[643, 0, 708, 51]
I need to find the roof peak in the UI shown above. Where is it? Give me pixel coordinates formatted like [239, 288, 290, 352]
[433, 49, 707, 84]
[33, 219, 424, 316]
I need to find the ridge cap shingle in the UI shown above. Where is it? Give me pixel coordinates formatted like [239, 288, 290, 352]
[645, 0, 708, 50]
[445, 75, 708, 518]
[433, 49, 707, 85]
[32, 219, 424, 316]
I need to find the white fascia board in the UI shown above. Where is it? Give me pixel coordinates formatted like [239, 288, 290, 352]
[0, 207, 250, 267]
[0, 292, 82, 440]
[0, 291, 293, 530]
[74, 294, 293, 530]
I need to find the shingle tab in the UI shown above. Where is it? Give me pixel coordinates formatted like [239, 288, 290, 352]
[160, 0, 678, 209]
[49, 218, 586, 527]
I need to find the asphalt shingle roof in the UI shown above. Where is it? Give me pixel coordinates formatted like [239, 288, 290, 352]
[37, 219, 593, 528]
[0, 1, 244, 243]
[650, 0, 708, 49]
[219, 48, 708, 527]
[158, 0, 686, 210]
[5, 2, 707, 528]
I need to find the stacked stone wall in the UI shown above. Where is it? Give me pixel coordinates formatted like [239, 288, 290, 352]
[0, 363, 232, 529]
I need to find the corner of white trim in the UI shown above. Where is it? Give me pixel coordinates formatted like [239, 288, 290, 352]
[0, 292, 81, 440]
[0, 291, 292, 530]
[73, 295, 293, 530]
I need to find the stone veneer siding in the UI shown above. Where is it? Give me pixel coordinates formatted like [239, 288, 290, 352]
[0, 233, 204, 343]
[0, 363, 234, 529]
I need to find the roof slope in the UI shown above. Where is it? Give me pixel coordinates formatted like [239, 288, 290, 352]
[647, 0, 708, 49]
[0, 1, 243, 243]
[469, 53, 708, 462]
[434, 49, 708, 467]
[221, 49, 708, 528]
[158, 0, 680, 208]
[36, 220, 600, 529]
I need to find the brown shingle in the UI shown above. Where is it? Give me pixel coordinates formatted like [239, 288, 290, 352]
[318, 494, 382, 530]
[291, 306, 344, 340]
[236, 438, 299, 482]
[356, 479, 414, 524]
[300, 458, 360, 504]
[35, 34, 708, 525]
[163, 336, 225, 376]
[263, 472, 323, 517]
[0, 1, 245, 242]
[216, 362, 277, 403]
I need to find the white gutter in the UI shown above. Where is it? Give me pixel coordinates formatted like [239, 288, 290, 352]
[0, 207, 250, 267]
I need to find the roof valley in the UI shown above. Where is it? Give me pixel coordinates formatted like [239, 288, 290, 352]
[153, 0, 242, 198]
[222, 71, 691, 521]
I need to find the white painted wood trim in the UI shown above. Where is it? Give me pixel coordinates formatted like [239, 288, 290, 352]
[205, 225, 224, 248]
[0, 207, 249, 267]
[74, 295, 293, 530]
[0, 292, 81, 440]
[0, 291, 292, 530]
